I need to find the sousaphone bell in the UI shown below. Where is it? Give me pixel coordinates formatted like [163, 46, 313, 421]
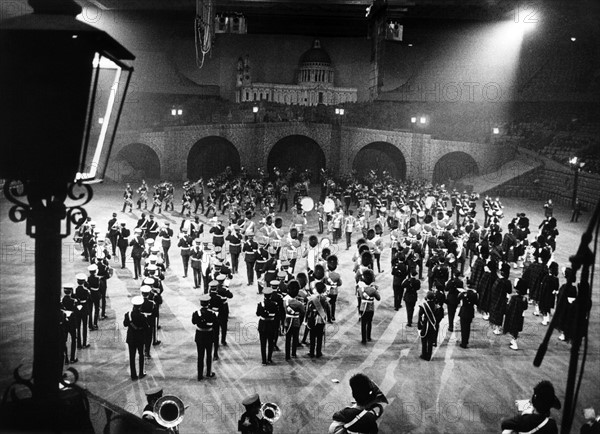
[260, 402, 282, 424]
[154, 395, 185, 430]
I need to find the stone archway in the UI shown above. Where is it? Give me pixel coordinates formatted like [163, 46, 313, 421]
[433, 151, 479, 185]
[187, 136, 241, 180]
[267, 135, 326, 182]
[352, 141, 407, 180]
[113, 143, 161, 181]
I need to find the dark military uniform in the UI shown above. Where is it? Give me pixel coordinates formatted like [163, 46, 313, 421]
[192, 295, 217, 380]
[257, 288, 279, 365]
[124, 297, 150, 380]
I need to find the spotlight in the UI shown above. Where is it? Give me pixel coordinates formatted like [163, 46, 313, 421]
[339, 108, 345, 116]
[335, 108, 340, 115]
[408, 43, 413, 47]
[419, 117, 426, 124]
[98, 117, 104, 124]
[171, 109, 177, 116]
[410, 117, 417, 124]
[570, 37, 576, 42]
[177, 109, 183, 116]
[569, 156, 578, 165]
[492, 127, 499, 134]
[252, 106, 259, 113]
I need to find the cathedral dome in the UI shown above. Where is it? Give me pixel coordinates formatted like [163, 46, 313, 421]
[299, 40, 331, 65]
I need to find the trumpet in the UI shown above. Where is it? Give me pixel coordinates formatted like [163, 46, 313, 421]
[154, 395, 185, 432]
[260, 402, 281, 424]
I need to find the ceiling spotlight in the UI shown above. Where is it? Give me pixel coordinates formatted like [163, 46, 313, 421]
[408, 43, 413, 47]
[177, 109, 183, 115]
[492, 127, 499, 134]
[253, 106, 259, 113]
[571, 37, 576, 42]
[411, 117, 417, 124]
[419, 116, 426, 124]
[171, 109, 177, 116]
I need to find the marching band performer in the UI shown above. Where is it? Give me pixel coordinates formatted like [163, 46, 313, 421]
[357, 269, 380, 344]
[192, 294, 217, 380]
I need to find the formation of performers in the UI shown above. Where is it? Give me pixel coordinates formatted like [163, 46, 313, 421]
[76, 165, 580, 384]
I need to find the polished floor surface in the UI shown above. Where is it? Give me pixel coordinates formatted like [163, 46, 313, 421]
[1, 184, 598, 433]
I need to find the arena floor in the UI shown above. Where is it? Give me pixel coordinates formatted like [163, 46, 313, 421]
[0, 183, 599, 434]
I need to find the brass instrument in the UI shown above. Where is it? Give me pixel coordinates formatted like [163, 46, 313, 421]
[154, 395, 185, 431]
[260, 402, 281, 424]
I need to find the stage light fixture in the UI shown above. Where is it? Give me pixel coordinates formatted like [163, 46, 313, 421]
[571, 37, 576, 42]
[177, 109, 183, 115]
[493, 127, 499, 134]
[98, 117, 104, 124]
[171, 108, 177, 116]
[411, 117, 417, 124]
[420, 117, 426, 124]
[253, 106, 259, 113]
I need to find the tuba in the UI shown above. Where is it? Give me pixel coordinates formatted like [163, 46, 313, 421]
[260, 402, 282, 424]
[154, 395, 185, 431]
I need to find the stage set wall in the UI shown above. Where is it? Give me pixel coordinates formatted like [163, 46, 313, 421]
[109, 123, 508, 183]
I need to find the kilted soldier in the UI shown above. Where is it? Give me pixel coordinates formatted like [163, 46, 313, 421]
[458, 284, 478, 349]
[477, 259, 498, 320]
[504, 279, 529, 350]
[468, 245, 488, 290]
[192, 294, 217, 380]
[523, 248, 550, 317]
[226, 225, 243, 274]
[357, 269, 380, 344]
[137, 180, 148, 210]
[124, 296, 149, 380]
[61, 286, 78, 364]
[257, 287, 279, 365]
[122, 184, 133, 213]
[418, 291, 438, 361]
[555, 267, 578, 342]
[539, 262, 559, 326]
[159, 222, 173, 269]
[489, 263, 512, 335]
[129, 228, 145, 280]
[283, 280, 305, 360]
[177, 228, 193, 278]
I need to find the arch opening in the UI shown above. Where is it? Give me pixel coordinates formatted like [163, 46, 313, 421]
[432, 151, 479, 185]
[187, 137, 241, 180]
[352, 142, 407, 180]
[267, 135, 326, 182]
[113, 143, 161, 181]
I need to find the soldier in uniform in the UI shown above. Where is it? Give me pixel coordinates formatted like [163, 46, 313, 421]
[129, 228, 145, 280]
[140, 285, 156, 359]
[190, 239, 204, 289]
[257, 287, 279, 365]
[137, 180, 148, 210]
[306, 281, 331, 358]
[96, 253, 112, 320]
[326, 255, 342, 322]
[192, 294, 217, 380]
[159, 222, 173, 269]
[87, 264, 101, 331]
[283, 280, 305, 360]
[504, 279, 529, 350]
[417, 291, 438, 361]
[61, 286, 78, 364]
[238, 394, 273, 434]
[208, 281, 223, 360]
[116, 220, 130, 269]
[107, 213, 119, 256]
[216, 275, 233, 346]
[402, 270, 421, 327]
[357, 269, 380, 344]
[124, 295, 149, 380]
[391, 253, 409, 311]
[243, 232, 259, 286]
[146, 214, 159, 240]
[122, 184, 134, 213]
[74, 273, 91, 349]
[458, 284, 478, 348]
[226, 225, 243, 274]
[141, 387, 164, 428]
[177, 228, 193, 278]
